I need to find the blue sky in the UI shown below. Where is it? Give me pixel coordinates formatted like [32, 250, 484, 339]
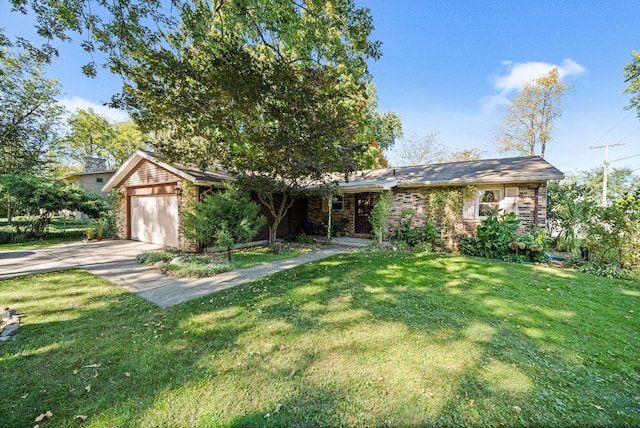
[2, 0, 640, 175]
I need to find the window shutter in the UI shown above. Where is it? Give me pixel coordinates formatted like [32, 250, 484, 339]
[462, 197, 476, 220]
[504, 187, 519, 214]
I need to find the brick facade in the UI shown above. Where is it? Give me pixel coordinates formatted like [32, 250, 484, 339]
[307, 182, 549, 245]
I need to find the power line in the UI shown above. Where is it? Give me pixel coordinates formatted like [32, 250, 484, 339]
[616, 126, 640, 144]
[610, 153, 640, 163]
[591, 111, 633, 146]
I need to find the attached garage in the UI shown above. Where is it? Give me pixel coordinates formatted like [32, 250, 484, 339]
[130, 194, 179, 247]
[103, 150, 313, 250]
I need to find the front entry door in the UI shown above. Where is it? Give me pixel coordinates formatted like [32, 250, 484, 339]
[354, 193, 373, 233]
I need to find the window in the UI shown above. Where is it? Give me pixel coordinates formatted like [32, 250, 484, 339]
[96, 177, 104, 184]
[478, 189, 502, 217]
[332, 195, 344, 211]
[462, 187, 519, 220]
[322, 195, 344, 212]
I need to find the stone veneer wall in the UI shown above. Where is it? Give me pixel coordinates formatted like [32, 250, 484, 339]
[176, 180, 199, 252]
[115, 190, 127, 241]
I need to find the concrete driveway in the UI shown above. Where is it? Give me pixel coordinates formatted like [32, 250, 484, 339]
[0, 240, 166, 279]
[0, 239, 355, 307]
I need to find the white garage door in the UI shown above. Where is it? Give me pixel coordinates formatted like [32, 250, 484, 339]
[130, 195, 179, 247]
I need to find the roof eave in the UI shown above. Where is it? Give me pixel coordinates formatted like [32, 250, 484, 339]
[395, 175, 565, 188]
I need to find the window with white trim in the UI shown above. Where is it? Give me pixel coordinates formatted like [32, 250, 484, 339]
[478, 189, 502, 217]
[462, 187, 519, 220]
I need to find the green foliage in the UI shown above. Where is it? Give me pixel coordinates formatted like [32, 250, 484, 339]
[329, 217, 350, 237]
[182, 184, 266, 261]
[394, 209, 440, 250]
[511, 228, 553, 263]
[368, 192, 393, 248]
[0, 174, 106, 238]
[546, 180, 591, 252]
[577, 261, 637, 280]
[581, 190, 640, 269]
[64, 109, 148, 170]
[425, 185, 477, 246]
[459, 212, 521, 260]
[578, 166, 640, 205]
[0, 48, 65, 175]
[623, 50, 640, 118]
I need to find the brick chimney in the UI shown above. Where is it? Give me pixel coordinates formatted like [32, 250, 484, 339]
[83, 157, 108, 172]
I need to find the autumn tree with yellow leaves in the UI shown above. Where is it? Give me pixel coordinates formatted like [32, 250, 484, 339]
[496, 68, 572, 159]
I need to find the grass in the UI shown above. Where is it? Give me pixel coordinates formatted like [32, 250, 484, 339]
[137, 245, 313, 277]
[0, 217, 91, 250]
[0, 251, 638, 427]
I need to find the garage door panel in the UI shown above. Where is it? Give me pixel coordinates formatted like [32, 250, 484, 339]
[130, 195, 178, 247]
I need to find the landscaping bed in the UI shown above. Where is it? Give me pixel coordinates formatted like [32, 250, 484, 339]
[136, 243, 318, 277]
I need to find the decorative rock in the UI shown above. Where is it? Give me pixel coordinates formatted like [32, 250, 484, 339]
[0, 306, 22, 345]
[170, 256, 189, 264]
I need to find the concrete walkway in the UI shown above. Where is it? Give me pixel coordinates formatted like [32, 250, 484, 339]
[0, 240, 358, 307]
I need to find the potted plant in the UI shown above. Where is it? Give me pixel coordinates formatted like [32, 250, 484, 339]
[96, 221, 104, 241]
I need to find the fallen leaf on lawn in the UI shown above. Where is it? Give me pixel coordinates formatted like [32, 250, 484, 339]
[511, 363, 517, 368]
[381, 390, 388, 396]
[75, 415, 88, 422]
[469, 399, 475, 406]
[289, 370, 296, 377]
[275, 403, 282, 413]
[592, 404, 604, 410]
[634, 396, 640, 401]
[34, 410, 53, 422]
[513, 406, 522, 412]
[20, 393, 28, 399]
[264, 413, 271, 419]
[125, 372, 131, 377]
[73, 370, 78, 374]
[84, 385, 91, 393]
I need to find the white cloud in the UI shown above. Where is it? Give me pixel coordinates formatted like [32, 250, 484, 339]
[481, 58, 587, 113]
[58, 96, 130, 123]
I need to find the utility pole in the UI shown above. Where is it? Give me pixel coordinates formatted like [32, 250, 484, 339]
[590, 143, 625, 207]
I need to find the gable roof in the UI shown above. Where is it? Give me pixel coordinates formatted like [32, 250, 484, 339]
[102, 150, 233, 192]
[104, 152, 564, 193]
[334, 156, 564, 192]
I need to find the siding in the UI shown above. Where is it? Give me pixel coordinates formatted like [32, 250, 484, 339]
[122, 159, 180, 187]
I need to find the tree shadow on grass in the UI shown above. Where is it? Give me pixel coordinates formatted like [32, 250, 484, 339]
[0, 253, 638, 427]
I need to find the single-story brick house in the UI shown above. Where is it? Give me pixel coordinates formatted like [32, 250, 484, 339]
[103, 150, 564, 249]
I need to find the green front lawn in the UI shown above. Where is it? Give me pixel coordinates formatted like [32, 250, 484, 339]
[0, 217, 91, 250]
[1, 252, 638, 427]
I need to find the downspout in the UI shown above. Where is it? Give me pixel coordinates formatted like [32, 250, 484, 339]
[533, 182, 542, 227]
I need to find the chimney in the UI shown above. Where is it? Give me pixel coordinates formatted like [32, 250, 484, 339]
[83, 157, 107, 173]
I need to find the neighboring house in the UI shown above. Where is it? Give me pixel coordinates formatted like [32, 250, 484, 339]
[61, 157, 116, 219]
[104, 151, 564, 249]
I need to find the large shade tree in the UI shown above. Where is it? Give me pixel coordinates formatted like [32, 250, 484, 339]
[64, 108, 147, 170]
[110, 0, 384, 246]
[0, 49, 65, 175]
[6, 0, 394, 246]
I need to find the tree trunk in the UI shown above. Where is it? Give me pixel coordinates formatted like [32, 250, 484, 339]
[268, 217, 283, 248]
[227, 246, 232, 262]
